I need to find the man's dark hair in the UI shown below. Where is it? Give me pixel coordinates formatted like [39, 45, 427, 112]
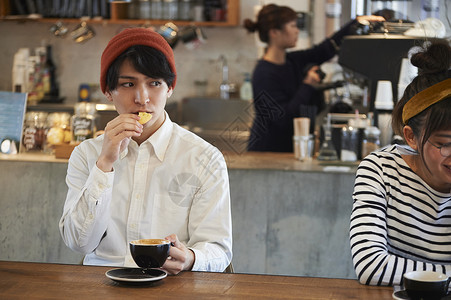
[105, 45, 175, 92]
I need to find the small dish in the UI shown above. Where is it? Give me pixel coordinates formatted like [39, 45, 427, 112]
[392, 289, 451, 300]
[393, 290, 409, 300]
[105, 268, 167, 285]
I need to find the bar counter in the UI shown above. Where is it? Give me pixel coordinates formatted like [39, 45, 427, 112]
[0, 261, 393, 299]
[0, 151, 358, 279]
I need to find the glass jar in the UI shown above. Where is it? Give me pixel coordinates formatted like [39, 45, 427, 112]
[369, 0, 412, 19]
[361, 126, 381, 158]
[340, 119, 359, 162]
[71, 102, 97, 143]
[293, 134, 314, 161]
[22, 111, 48, 152]
[162, 0, 178, 20]
[421, 0, 440, 18]
[45, 112, 71, 151]
[139, 0, 152, 19]
[178, 0, 193, 20]
[151, 0, 163, 19]
[128, 0, 140, 19]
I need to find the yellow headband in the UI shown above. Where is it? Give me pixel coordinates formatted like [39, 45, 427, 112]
[402, 78, 451, 124]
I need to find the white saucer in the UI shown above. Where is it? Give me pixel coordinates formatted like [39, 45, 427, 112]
[105, 268, 167, 284]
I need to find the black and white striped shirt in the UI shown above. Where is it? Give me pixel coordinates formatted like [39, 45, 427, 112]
[350, 145, 451, 286]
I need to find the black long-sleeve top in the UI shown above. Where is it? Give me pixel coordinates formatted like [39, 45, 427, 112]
[248, 20, 356, 152]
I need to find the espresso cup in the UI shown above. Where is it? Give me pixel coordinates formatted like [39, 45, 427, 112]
[129, 239, 171, 269]
[404, 271, 450, 300]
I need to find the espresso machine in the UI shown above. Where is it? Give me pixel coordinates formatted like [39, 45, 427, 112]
[338, 34, 432, 113]
[336, 34, 447, 148]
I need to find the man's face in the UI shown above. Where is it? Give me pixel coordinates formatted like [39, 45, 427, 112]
[105, 59, 173, 133]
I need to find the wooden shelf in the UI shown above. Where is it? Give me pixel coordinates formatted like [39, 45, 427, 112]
[0, 0, 239, 27]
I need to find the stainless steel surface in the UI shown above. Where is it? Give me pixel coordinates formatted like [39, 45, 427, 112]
[178, 97, 254, 153]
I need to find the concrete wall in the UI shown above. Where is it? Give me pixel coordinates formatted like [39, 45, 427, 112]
[0, 1, 316, 105]
[0, 159, 356, 279]
[1, 1, 449, 104]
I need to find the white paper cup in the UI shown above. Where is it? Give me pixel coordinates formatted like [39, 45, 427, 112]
[375, 80, 393, 110]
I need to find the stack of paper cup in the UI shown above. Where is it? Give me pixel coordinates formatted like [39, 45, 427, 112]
[375, 80, 394, 147]
[293, 118, 313, 161]
[294, 117, 310, 137]
[375, 80, 394, 110]
[398, 58, 417, 100]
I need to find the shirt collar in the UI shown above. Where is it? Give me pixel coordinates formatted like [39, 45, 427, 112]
[119, 111, 173, 161]
[147, 111, 173, 162]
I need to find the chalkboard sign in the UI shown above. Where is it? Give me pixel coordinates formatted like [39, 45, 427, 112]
[0, 91, 27, 154]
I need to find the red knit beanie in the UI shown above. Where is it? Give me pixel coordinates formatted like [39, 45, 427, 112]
[100, 27, 176, 93]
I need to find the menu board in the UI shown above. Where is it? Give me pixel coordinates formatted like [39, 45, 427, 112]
[0, 91, 27, 154]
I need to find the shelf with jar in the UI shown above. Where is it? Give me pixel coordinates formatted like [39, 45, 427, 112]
[0, 0, 239, 27]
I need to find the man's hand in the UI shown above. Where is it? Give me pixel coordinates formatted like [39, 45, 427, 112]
[162, 234, 195, 275]
[96, 114, 143, 172]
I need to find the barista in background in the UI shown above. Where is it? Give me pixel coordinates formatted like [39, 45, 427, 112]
[243, 4, 384, 152]
[350, 41, 451, 286]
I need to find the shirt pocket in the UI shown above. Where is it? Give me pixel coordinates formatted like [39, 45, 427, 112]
[152, 193, 192, 239]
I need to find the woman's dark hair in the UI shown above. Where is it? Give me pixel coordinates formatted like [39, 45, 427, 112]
[391, 40, 451, 161]
[243, 4, 297, 43]
[105, 45, 175, 92]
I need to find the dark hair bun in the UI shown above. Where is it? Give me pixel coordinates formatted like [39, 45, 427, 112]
[243, 18, 258, 33]
[411, 41, 451, 74]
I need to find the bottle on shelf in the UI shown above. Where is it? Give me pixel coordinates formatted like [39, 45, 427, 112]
[239, 73, 253, 101]
[41, 44, 59, 101]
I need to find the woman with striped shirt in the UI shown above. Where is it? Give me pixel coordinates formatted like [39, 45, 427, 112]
[350, 41, 451, 286]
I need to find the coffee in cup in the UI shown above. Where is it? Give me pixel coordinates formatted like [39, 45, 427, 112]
[403, 271, 450, 300]
[129, 239, 171, 269]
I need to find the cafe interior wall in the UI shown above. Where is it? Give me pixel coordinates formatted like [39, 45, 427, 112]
[0, 1, 449, 106]
[0, 0, 323, 106]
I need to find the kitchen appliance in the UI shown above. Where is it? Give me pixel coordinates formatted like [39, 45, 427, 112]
[338, 34, 439, 113]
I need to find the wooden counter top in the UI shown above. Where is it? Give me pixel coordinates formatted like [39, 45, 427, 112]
[0, 152, 68, 163]
[0, 151, 358, 173]
[0, 261, 394, 299]
[224, 151, 358, 173]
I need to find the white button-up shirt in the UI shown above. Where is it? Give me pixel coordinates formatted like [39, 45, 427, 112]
[59, 113, 232, 272]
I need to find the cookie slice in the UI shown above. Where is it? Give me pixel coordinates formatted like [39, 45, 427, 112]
[138, 112, 152, 124]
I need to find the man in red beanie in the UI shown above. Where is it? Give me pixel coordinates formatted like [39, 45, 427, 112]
[60, 28, 232, 275]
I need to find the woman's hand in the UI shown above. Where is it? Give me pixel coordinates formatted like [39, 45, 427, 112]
[303, 65, 322, 86]
[96, 114, 143, 172]
[162, 234, 195, 275]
